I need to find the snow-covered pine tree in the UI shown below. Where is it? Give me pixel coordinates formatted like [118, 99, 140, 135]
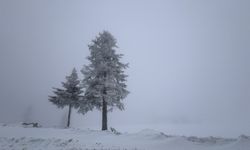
[49, 68, 84, 128]
[81, 31, 129, 130]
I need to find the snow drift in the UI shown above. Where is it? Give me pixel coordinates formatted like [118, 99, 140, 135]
[0, 124, 249, 150]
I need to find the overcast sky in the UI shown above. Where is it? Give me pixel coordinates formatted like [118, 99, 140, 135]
[0, 0, 250, 137]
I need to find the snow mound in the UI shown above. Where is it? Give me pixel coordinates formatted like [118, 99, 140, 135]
[186, 136, 236, 144]
[135, 129, 171, 140]
[217, 135, 250, 150]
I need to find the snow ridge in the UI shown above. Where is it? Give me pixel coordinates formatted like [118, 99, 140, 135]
[0, 125, 250, 150]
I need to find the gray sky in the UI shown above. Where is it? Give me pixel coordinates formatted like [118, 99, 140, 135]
[0, 0, 250, 137]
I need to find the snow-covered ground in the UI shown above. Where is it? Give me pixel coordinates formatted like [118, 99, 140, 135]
[0, 124, 249, 150]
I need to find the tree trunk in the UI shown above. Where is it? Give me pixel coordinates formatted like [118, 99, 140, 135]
[67, 104, 72, 128]
[102, 98, 108, 130]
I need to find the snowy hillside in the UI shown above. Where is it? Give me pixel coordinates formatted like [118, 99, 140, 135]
[0, 124, 250, 150]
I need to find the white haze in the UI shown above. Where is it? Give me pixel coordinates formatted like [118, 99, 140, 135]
[0, 0, 250, 137]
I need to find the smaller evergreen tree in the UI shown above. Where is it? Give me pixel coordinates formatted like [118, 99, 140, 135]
[49, 68, 83, 128]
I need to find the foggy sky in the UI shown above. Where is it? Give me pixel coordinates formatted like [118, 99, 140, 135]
[0, 0, 250, 137]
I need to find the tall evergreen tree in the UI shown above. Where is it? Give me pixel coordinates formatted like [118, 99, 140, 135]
[49, 68, 83, 128]
[81, 31, 129, 130]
